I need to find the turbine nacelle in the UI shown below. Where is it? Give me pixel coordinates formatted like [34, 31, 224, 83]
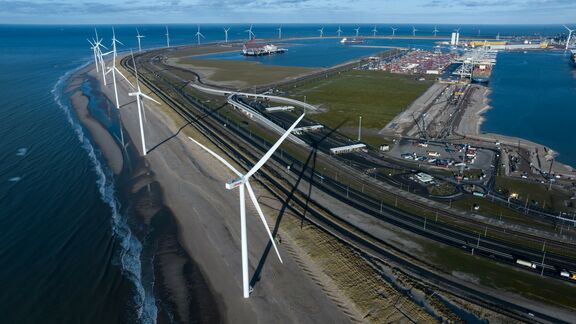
[226, 178, 244, 190]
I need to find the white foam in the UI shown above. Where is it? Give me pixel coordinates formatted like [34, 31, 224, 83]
[16, 148, 28, 156]
[8, 176, 22, 182]
[52, 65, 157, 323]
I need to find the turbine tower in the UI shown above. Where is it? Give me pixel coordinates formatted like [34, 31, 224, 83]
[337, 25, 343, 37]
[188, 113, 305, 298]
[106, 28, 135, 109]
[318, 27, 324, 38]
[136, 28, 145, 52]
[372, 26, 378, 37]
[89, 28, 108, 84]
[277, 26, 282, 39]
[224, 27, 230, 43]
[433, 26, 439, 37]
[354, 27, 360, 37]
[165, 26, 170, 48]
[195, 25, 205, 46]
[128, 52, 161, 156]
[412, 26, 418, 37]
[390, 27, 398, 37]
[564, 25, 574, 50]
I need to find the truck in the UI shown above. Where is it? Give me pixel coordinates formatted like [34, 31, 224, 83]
[516, 259, 536, 269]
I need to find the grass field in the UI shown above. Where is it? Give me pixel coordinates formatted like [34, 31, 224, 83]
[495, 176, 571, 212]
[176, 58, 317, 88]
[286, 70, 433, 146]
[426, 243, 576, 310]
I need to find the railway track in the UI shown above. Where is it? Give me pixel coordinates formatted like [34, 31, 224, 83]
[120, 52, 574, 323]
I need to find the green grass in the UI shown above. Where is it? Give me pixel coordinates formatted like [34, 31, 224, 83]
[451, 196, 554, 231]
[176, 58, 317, 87]
[495, 176, 570, 212]
[426, 243, 576, 310]
[286, 70, 433, 146]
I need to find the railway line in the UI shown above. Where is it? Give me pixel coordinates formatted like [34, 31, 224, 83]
[120, 50, 575, 322]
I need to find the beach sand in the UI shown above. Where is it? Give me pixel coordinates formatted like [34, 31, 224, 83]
[68, 83, 124, 175]
[85, 64, 352, 322]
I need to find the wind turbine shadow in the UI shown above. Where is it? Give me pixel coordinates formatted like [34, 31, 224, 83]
[249, 119, 347, 289]
[147, 102, 227, 154]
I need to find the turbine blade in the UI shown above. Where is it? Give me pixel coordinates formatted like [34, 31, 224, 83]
[245, 113, 305, 179]
[187, 137, 243, 177]
[245, 181, 282, 263]
[115, 68, 135, 89]
[140, 93, 161, 105]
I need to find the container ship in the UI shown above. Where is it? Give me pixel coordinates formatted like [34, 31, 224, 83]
[340, 37, 364, 44]
[471, 64, 492, 83]
[242, 40, 287, 56]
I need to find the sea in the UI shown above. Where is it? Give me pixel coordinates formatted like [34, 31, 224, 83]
[0, 23, 574, 323]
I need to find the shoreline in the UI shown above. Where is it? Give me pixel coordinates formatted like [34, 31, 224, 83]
[66, 67, 223, 322]
[457, 84, 576, 177]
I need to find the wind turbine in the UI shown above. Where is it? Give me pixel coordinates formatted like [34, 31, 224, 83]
[106, 28, 134, 109]
[412, 26, 418, 37]
[318, 27, 324, 38]
[128, 52, 160, 156]
[354, 27, 360, 37]
[372, 26, 378, 37]
[165, 26, 170, 48]
[89, 28, 108, 83]
[245, 24, 255, 40]
[433, 26, 439, 37]
[188, 113, 305, 298]
[87, 39, 100, 73]
[224, 27, 230, 43]
[136, 28, 145, 52]
[277, 26, 282, 39]
[564, 25, 574, 50]
[195, 25, 205, 46]
[337, 25, 343, 37]
[390, 27, 398, 37]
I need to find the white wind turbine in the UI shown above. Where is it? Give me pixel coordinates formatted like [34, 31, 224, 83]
[564, 25, 574, 50]
[412, 26, 418, 37]
[89, 28, 109, 84]
[136, 28, 145, 52]
[337, 25, 343, 37]
[106, 28, 135, 109]
[128, 52, 160, 156]
[318, 27, 324, 38]
[188, 113, 305, 298]
[224, 27, 230, 43]
[277, 26, 282, 39]
[391, 27, 398, 37]
[87, 39, 100, 73]
[372, 26, 378, 37]
[354, 27, 360, 37]
[165, 26, 170, 48]
[433, 26, 439, 37]
[195, 25, 205, 46]
[245, 24, 256, 40]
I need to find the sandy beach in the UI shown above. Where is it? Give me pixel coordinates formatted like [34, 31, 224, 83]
[78, 62, 354, 323]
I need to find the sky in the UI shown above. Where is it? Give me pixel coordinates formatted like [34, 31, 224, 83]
[1, 0, 576, 24]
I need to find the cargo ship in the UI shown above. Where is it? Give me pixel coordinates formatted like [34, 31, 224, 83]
[471, 64, 492, 83]
[242, 40, 287, 56]
[340, 37, 364, 44]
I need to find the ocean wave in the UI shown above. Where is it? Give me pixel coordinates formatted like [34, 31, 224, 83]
[52, 65, 157, 324]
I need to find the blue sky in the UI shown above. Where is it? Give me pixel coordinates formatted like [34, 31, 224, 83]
[1, 0, 576, 24]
